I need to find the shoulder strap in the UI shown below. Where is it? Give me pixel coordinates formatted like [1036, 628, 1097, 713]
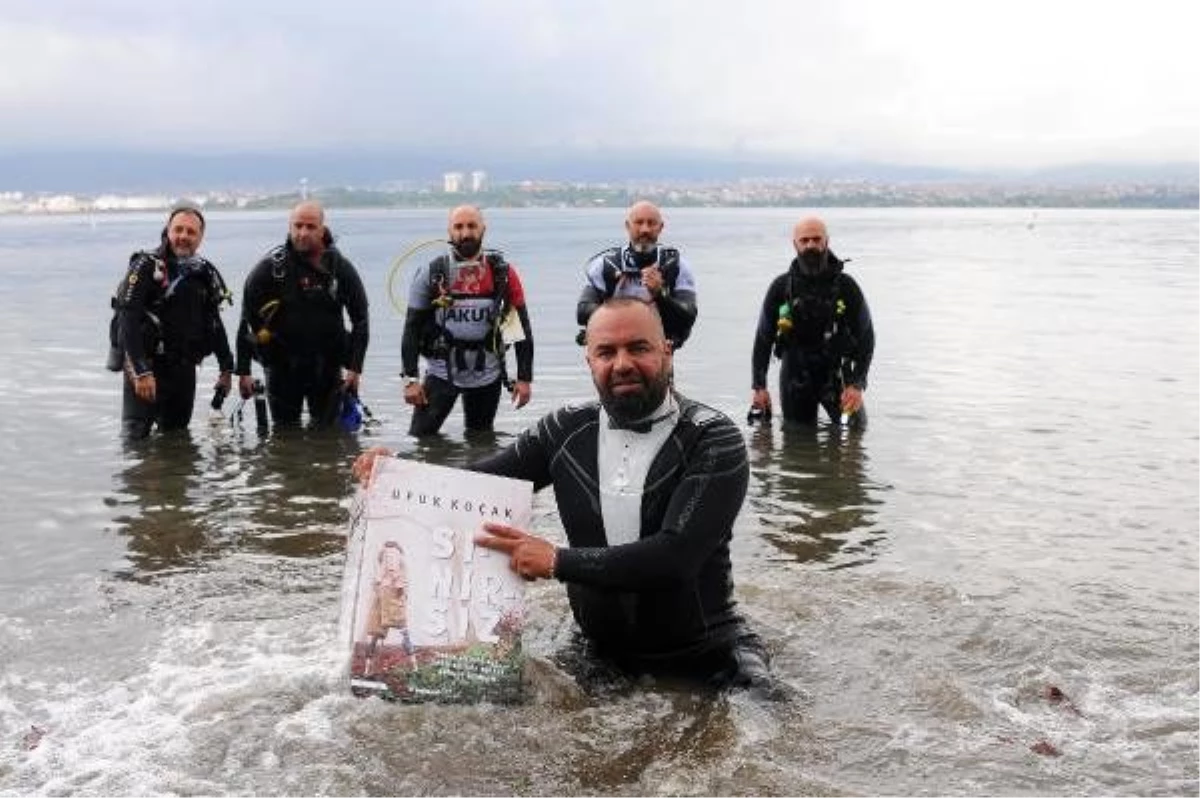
[267, 245, 288, 281]
[429, 254, 451, 291]
[485, 250, 509, 303]
[114, 250, 166, 306]
[203, 260, 233, 307]
[600, 247, 622, 297]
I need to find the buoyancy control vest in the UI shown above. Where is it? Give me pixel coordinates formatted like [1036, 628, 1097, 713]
[773, 259, 855, 359]
[596, 245, 682, 298]
[107, 250, 231, 371]
[248, 244, 350, 364]
[421, 250, 514, 378]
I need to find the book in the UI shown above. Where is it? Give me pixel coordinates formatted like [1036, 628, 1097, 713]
[339, 458, 532, 703]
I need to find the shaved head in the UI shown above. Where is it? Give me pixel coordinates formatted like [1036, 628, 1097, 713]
[626, 200, 662, 224]
[448, 204, 485, 228]
[586, 296, 668, 348]
[291, 200, 325, 225]
[448, 204, 486, 259]
[625, 200, 665, 252]
[792, 217, 828, 248]
[289, 200, 327, 254]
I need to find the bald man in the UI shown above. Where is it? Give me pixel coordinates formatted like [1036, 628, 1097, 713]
[576, 200, 698, 350]
[235, 201, 371, 429]
[750, 216, 875, 428]
[399, 205, 535, 437]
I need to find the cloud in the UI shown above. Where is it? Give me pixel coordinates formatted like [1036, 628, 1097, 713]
[0, 0, 1196, 169]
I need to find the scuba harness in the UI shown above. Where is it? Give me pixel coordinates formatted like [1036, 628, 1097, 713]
[598, 245, 682, 298]
[107, 251, 232, 371]
[245, 244, 345, 362]
[773, 260, 851, 355]
[574, 244, 683, 346]
[772, 258, 858, 390]
[420, 249, 517, 389]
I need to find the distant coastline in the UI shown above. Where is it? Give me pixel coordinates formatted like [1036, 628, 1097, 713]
[0, 178, 1196, 215]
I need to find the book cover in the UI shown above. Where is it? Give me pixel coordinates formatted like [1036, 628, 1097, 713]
[339, 458, 532, 703]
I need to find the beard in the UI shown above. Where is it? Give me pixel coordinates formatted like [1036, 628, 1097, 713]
[452, 237, 482, 259]
[596, 365, 672, 424]
[798, 247, 827, 274]
[630, 236, 656, 254]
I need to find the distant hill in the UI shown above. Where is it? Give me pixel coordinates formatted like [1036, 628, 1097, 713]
[0, 149, 971, 192]
[1012, 161, 1200, 185]
[0, 149, 1194, 194]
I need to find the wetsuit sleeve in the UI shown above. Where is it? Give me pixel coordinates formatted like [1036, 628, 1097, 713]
[751, 275, 785, 389]
[116, 253, 161, 376]
[840, 275, 875, 389]
[505, 266, 534, 383]
[209, 312, 234, 373]
[654, 288, 697, 347]
[554, 415, 750, 591]
[234, 318, 254, 376]
[235, 260, 272, 376]
[399, 262, 434, 378]
[339, 260, 370, 373]
[576, 284, 604, 327]
[654, 253, 697, 347]
[576, 256, 607, 326]
[513, 305, 534, 382]
[400, 309, 430, 378]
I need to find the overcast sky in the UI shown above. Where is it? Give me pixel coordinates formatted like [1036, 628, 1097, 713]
[2, 0, 1196, 170]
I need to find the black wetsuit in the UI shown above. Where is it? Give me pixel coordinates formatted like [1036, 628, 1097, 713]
[115, 246, 234, 439]
[751, 253, 874, 426]
[236, 234, 369, 428]
[469, 394, 768, 687]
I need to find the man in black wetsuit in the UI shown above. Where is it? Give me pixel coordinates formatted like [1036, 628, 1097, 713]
[575, 201, 699, 350]
[750, 216, 874, 428]
[113, 203, 234, 440]
[355, 298, 773, 693]
[235, 201, 370, 428]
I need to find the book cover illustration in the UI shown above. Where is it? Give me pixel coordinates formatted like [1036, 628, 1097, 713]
[340, 458, 532, 703]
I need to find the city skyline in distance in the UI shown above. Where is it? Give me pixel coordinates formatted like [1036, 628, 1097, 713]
[1, 147, 1196, 196]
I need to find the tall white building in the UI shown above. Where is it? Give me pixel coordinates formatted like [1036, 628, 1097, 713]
[443, 172, 465, 193]
[470, 170, 489, 193]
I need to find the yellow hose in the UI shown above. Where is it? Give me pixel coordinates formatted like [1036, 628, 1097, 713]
[387, 238, 447, 315]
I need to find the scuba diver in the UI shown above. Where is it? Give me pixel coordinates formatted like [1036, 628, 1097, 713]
[399, 205, 535, 437]
[235, 201, 370, 429]
[750, 216, 875, 428]
[576, 200, 698, 350]
[110, 203, 234, 440]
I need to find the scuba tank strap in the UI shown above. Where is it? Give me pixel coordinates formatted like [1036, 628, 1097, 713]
[205, 260, 234, 308]
[268, 245, 288, 281]
[599, 246, 623, 297]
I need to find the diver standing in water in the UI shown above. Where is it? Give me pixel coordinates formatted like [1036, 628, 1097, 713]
[399, 205, 534, 437]
[749, 217, 875, 428]
[235, 201, 370, 429]
[576, 201, 698, 350]
[112, 203, 234, 440]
